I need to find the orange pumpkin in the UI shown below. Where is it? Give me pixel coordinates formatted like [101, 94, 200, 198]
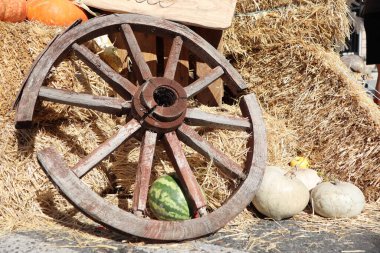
[0, 1, 4, 21]
[27, 0, 88, 26]
[0, 0, 27, 22]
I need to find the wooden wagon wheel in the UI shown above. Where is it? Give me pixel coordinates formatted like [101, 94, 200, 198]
[14, 14, 267, 241]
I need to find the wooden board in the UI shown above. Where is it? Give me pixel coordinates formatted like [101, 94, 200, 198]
[163, 37, 189, 86]
[135, 32, 158, 77]
[192, 28, 224, 106]
[109, 31, 157, 84]
[82, 0, 237, 30]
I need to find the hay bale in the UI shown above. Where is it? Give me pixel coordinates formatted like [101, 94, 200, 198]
[0, 22, 61, 118]
[0, 21, 120, 231]
[228, 0, 350, 55]
[229, 41, 380, 201]
[236, 0, 347, 14]
[224, 1, 379, 201]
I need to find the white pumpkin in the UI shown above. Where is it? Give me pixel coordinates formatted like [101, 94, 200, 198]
[252, 166, 310, 220]
[311, 181, 365, 218]
[293, 169, 322, 191]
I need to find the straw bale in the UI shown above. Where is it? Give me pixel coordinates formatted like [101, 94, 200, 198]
[229, 0, 350, 55]
[230, 41, 380, 201]
[236, 0, 348, 14]
[263, 113, 298, 165]
[226, 1, 379, 201]
[0, 22, 62, 118]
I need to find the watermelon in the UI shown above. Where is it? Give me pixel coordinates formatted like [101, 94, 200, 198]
[148, 174, 191, 221]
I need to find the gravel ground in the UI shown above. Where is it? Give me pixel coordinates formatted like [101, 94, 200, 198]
[1, 219, 379, 253]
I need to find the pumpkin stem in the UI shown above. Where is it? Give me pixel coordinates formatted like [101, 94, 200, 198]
[331, 179, 339, 185]
[284, 169, 296, 179]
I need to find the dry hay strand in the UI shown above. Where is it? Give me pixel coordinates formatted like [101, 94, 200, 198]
[227, 0, 350, 56]
[0, 21, 276, 237]
[263, 112, 299, 166]
[203, 202, 380, 251]
[293, 201, 380, 236]
[236, 0, 348, 13]
[232, 41, 380, 201]
[0, 21, 62, 119]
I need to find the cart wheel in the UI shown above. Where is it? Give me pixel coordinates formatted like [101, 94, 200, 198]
[14, 14, 267, 241]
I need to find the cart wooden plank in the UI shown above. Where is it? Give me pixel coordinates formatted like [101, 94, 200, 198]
[82, 0, 237, 29]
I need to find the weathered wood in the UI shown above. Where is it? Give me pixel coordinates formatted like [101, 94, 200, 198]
[120, 24, 152, 81]
[184, 66, 224, 98]
[13, 20, 83, 109]
[72, 43, 137, 99]
[239, 94, 267, 180]
[82, 0, 237, 30]
[164, 36, 183, 80]
[109, 31, 157, 83]
[177, 124, 246, 180]
[163, 131, 207, 215]
[135, 32, 158, 77]
[163, 37, 189, 86]
[193, 28, 224, 106]
[13, 34, 61, 110]
[132, 130, 157, 215]
[35, 93, 266, 241]
[72, 119, 141, 178]
[185, 108, 251, 131]
[15, 15, 246, 129]
[39, 86, 130, 115]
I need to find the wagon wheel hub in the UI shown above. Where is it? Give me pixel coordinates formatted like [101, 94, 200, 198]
[132, 77, 187, 133]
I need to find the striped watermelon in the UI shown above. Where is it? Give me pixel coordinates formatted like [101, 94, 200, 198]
[148, 174, 191, 221]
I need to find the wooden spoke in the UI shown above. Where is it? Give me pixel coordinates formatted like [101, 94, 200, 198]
[177, 124, 246, 180]
[184, 66, 224, 98]
[164, 36, 183, 80]
[163, 131, 207, 216]
[72, 43, 137, 100]
[185, 108, 251, 131]
[120, 24, 152, 81]
[39, 86, 130, 115]
[132, 130, 157, 216]
[72, 119, 141, 178]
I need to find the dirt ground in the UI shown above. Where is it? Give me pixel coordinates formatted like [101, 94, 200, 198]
[1, 212, 379, 253]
